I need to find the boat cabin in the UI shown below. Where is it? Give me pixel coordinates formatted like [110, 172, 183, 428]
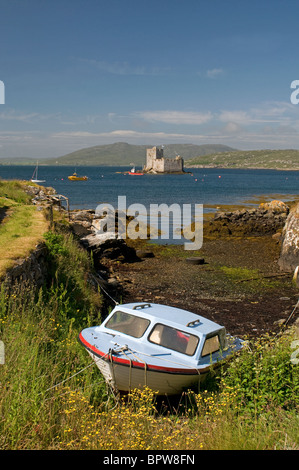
[100, 303, 229, 365]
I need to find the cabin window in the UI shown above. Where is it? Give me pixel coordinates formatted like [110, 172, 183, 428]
[148, 323, 199, 356]
[105, 311, 150, 338]
[201, 335, 220, 357]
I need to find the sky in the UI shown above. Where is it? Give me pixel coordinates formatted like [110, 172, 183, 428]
[1, 0, 299, 159]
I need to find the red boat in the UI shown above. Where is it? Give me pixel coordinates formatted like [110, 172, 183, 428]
[128, 167, 144, 176]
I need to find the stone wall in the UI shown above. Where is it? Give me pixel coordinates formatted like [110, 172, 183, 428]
[163, 156, 184, 173]
[4, 242, 48, 288]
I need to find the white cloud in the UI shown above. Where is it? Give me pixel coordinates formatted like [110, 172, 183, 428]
[222, 122, 244, 134]
[218, 110, 250, 124]
[206, 68, 224, 78]
[2, 100, 299, 159]
[0, 110, 41, 122]
[136, 110, 213, 125]
[0, 109, 61, 123]
[218, 102, 299, 127]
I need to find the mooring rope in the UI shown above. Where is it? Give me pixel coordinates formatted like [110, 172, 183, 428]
[284, 298, 299, 327]
[43, 361, 96, 394]
[43, 351, 112, 395]
[91, 272, 119, 305]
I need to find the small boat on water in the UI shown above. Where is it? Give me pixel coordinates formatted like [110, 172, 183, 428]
[128, 166, 144, 176]
[79, 302, 243, 395]
[31, 162, 45, 183]
[68, 172, 88, 181]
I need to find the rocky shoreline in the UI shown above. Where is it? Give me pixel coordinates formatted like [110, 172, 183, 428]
[205, 200, 289, 237]
[25, 185, 299, 337]
[65, 198, 299, 336]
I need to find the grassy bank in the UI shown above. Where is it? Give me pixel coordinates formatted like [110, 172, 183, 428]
[0, 226, 298, 449]
[0, 180, 49, 277]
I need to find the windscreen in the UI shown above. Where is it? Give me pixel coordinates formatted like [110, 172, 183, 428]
[105, 310, 150, 338]
[148, 323, 199, 356]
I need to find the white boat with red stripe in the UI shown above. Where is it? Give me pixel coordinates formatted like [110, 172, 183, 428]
[79, 302, 243, 396]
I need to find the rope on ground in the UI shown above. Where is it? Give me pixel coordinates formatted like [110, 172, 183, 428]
[284, 298, 299, 327]
[91, 272, 119, 305]
[43, 361, 96, 394]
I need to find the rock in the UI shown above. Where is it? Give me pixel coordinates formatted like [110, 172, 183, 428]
[70, 222, 93, 238]
[278, 202, 299, 272]
[259, 200, 289, 213]
[81, 232, 117, 248]
[71, 209, 95, 222]
[81, 233, 139, 264]
[207, 200, 289, 236]
[272, 232, 282, 242]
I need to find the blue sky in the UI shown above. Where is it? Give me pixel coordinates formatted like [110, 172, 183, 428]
[1, 0, 299, 159]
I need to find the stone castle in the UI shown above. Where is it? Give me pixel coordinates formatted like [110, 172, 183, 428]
[143, 146, 184, 173]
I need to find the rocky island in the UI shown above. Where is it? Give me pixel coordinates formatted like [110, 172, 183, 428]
[143, 146, 185, 174]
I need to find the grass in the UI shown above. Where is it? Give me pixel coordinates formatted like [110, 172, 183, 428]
[0, 279, 298, 450]
[0, 182, 298, 450]
[0, 180, 33, 204]
[0, 180, 49, 277]
[0, 226, 298, 449]
[186, 148, 299, 170]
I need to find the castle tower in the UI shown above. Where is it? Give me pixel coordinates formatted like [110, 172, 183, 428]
[144, 146, 164, 171]
[144, 146, 184, 173]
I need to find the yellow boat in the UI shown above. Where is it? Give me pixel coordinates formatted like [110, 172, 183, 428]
[68, 172, 88, 181]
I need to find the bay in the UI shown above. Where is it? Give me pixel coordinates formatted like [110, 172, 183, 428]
[1, 165, 298, 212]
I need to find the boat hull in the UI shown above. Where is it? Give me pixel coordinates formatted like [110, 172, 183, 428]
[87, 351, 205, 395]
[68, 176, 88, 181]
[82, 344, 212, 396]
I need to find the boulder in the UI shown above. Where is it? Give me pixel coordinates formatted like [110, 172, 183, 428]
[259, 200, 289, 212]
[71, 209, 95, 222]
[81, 232, 139, 264]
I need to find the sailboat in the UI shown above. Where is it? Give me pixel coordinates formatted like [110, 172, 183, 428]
[31, 162, 45, 183]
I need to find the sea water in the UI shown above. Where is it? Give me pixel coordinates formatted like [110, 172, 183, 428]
[1, 165, 298, 211]
[1, 165, 298, 244]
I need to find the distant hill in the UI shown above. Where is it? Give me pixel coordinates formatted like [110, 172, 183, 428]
[0, 157, 37, 165]
[185, 149, 299, 170]
[2, 144, 299, 170]
[41, 142, 236, 166]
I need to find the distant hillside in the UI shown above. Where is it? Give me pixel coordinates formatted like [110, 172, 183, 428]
[185, 149, 299, 170]
[3, 144, 299, 170]
[42, 142, 236, 166]
[0, 157, 37, 165]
